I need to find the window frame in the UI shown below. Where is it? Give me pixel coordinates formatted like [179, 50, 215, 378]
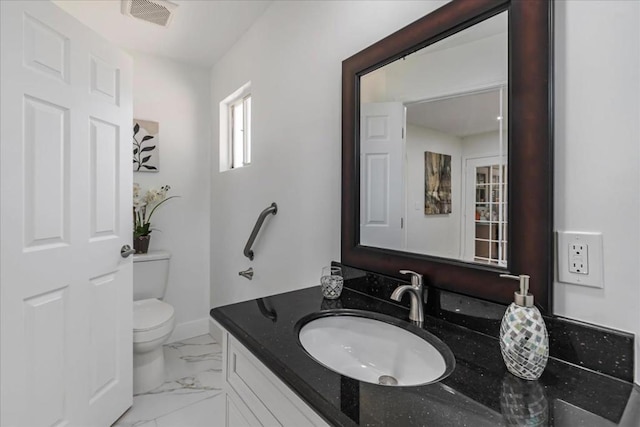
[219, 82, 251, 172]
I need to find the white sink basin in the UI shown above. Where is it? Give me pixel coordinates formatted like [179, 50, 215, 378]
[297, 311, 454, 386]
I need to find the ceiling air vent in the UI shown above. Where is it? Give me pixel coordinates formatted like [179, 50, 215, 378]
[121, 0, 178, 27]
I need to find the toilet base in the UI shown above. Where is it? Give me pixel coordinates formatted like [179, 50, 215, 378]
[133, 344, 166, 395]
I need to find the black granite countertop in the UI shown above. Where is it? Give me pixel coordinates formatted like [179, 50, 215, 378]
[210, 286, 639, 426]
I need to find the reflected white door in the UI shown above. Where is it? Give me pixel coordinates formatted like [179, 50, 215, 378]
[360, 102, 406, 250]
[1, 1, 133, 426]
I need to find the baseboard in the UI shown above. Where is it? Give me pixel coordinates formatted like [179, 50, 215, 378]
[168, 317, 210, 343]
[209, 317, 223, 343]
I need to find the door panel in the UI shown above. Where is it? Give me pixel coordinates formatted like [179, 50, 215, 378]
[1, 1, 133, 425]
[360, 102, 405, 250]
[90, 56, 121, 105]
[23, 13, 70, 83]
[88, 273, 118, 403]
[23, 96, 71, 249]
[24, 287, 70, 427]
[89, 118, 119, 239]
[364, 153, 389, 224]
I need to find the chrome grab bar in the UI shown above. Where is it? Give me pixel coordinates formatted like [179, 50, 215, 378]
[256, 298, 277, 322]
[243, 202, 277, 260]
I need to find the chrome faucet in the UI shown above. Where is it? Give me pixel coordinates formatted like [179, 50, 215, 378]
[390, 270, 424, 326]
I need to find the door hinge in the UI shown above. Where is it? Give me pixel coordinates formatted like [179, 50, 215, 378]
[401, 217, 404, 229]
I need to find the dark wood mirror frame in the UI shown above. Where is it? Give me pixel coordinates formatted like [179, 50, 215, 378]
[341, 0, 553, 312]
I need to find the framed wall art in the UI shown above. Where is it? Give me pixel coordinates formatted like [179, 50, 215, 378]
[133, 119, 159, 172]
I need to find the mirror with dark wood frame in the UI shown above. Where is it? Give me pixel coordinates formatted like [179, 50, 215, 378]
[341, 0, 553, 312]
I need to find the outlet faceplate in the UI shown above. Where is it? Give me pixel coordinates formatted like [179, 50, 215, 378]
[557, 231, 603, 288]
[568, 242, 588, 274]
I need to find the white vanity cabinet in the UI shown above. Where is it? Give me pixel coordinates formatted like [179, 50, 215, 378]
[217, 324, 330, 427]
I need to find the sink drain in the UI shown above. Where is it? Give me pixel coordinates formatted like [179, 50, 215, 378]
[378, 375, 398, 386]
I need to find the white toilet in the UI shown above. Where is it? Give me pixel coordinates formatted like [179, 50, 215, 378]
[132, 250, 175, 395]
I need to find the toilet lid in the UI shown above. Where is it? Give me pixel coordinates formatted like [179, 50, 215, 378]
[133, 298, 174, 332]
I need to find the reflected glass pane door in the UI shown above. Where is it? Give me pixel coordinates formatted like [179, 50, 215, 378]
[473, 163, 507, 265]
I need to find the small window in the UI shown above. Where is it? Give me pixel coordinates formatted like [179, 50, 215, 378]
[220, 82, 251, 171]
[230, 95, 251, 168]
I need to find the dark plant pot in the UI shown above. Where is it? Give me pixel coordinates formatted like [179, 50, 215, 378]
[134, 235, 151, 254]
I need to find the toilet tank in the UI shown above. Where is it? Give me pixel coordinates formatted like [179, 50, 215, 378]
[133, 250, 171, 301]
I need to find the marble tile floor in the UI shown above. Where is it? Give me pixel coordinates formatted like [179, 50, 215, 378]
[113, 334, 226, 427]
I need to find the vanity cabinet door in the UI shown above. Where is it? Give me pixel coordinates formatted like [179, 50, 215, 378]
[225, 392, 262, 427]
[218, 326, 329, 427]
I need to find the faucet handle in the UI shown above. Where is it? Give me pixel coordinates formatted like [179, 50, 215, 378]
[399, 270, 423, 287]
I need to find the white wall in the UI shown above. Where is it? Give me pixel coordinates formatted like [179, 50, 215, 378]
[361, 28, 506, 104]
[553, 0, 640, 384]
[385, 31, 507, 103]
[405, 124, 462, 257]
[209, 1, 447, 307]
[132, 51, 211, 342]
[461, 131, 501, 159]
[210, 0, 640, 384]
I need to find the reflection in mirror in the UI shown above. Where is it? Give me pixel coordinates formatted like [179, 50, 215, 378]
[359, 11, 508, 267]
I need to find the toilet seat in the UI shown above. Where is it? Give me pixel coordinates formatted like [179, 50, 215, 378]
[133, 298, 175, 343]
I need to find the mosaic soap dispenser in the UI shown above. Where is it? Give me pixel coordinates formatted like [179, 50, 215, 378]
[499, 274, 549, 380]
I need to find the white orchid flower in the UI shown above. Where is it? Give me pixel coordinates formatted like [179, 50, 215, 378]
[133, 183, 178, 240]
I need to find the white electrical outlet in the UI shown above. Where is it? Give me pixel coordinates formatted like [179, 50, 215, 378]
[568, 242, 588, 274]
[557, 231, 603, 288]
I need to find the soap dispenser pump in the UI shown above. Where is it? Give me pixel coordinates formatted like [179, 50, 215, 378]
[499, 274, 549, 380]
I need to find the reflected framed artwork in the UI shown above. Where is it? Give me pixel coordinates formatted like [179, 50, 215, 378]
[425, 151, 452, 215]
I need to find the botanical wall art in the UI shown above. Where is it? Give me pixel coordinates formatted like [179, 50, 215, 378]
[425, 151, 452, 215]
[133, 119, 159, 172]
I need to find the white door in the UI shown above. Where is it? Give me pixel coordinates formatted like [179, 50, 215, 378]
[1, 1, 133, 426]
[360, 102, 406, 250]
